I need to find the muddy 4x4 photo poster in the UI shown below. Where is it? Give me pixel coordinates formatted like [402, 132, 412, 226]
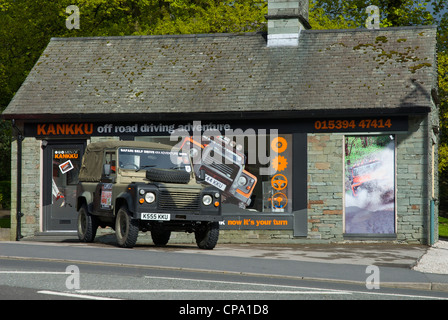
[344, 135, 395, 234]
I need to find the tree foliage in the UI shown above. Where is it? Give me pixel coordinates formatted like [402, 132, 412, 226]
[0, 0, 266, 182]
[0, 0, 447, 209]
[310, 0, 448, 212]
[310, 0, 444, 28]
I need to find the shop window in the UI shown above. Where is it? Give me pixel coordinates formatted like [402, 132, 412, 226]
[344, 135, 396, 234]
[136, 134, 293, 214]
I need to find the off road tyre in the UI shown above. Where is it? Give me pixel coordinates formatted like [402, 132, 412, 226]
[115, 205, 139, 248]
[151, 229, 171, 246]
[77, 204, 98, 243]
[195, 222, 219, 250]
[146, 168, 190, 184]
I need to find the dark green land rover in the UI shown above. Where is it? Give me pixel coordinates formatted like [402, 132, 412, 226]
[76, 141, 222, 249]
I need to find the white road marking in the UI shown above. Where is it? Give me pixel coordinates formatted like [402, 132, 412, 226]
[144, 275, 349, 292]
[38, 290, 121, 300]
[0, 271, 68, 274]
[75, 287, 448, 300]
[76, 289, 349, 295]
[343, 290, 448, 300]
[4, 271, 448, 300]
[144, 275, 448, 300]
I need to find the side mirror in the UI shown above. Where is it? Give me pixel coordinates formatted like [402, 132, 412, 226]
[103, 163, 111, 176]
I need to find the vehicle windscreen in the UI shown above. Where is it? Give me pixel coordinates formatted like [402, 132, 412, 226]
[118, 148, 191, 172]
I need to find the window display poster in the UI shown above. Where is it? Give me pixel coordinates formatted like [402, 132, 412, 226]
[344, 135, 395, 234]
[137, 132, 304, 231]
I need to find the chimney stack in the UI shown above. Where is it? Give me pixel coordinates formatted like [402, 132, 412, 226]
[266, 0, 310, 47]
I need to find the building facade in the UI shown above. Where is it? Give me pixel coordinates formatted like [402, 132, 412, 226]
[2, 0, 440, 244]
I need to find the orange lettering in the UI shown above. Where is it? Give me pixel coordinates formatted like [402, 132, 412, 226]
[84, 123, 93, 135]
[74, 124, 83, 135]
[56, 124, 65, 135]
[37, 124, 46, 135]
[66, 124, 74, 135]
[38, 122, 95, 136]
[47, 124, 56, 135]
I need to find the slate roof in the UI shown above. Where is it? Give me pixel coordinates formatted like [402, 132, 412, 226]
[2, 25, 438, 121]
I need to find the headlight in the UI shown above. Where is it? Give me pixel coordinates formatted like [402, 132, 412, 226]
[238, 176, 248, 186]
[202, 194, 213, 206]
[145, 192, 156, 203]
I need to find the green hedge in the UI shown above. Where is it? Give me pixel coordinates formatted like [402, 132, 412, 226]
[0, 216, 10, 228]
[0, 181, 11, 210]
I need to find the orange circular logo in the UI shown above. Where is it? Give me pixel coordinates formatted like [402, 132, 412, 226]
[271, 137, 287, 153]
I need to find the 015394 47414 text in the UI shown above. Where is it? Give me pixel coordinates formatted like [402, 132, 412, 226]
[314, 118, 392, 131]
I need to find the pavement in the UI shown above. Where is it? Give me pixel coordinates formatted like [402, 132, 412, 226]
[1, 232, 448, 293]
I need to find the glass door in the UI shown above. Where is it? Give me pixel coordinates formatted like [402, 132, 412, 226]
[42, 141, 85, 231]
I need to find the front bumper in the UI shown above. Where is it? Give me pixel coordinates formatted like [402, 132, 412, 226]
[138, 211, 222, 222]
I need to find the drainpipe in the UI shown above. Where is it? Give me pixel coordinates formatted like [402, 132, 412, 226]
[430, 126, 439, 246]
[11, 120, 23, 241]
[430, 199, 435, 246]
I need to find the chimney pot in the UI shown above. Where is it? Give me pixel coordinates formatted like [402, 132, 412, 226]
[266, 0, 310, 47]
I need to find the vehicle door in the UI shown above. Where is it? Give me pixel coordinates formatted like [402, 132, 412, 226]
[93, 149, 116, 216]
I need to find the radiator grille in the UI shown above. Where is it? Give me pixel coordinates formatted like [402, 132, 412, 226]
[203, 154, 239, 179]
[158, 190, 201, 212]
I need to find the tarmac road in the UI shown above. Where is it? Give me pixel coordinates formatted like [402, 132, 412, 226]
[0, 238, 448, 302]
[1, 257, 448, 302]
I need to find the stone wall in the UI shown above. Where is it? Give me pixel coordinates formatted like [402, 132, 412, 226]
[10, 135, 41, 240]
[306, 115, 435, 244]
[8, 115, 437, 244]
[395, 116, 432, 244]
[307, 133, 344, 242]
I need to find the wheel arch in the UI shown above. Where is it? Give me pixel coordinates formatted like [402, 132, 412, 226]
[77, 191, 92, 212]
[115, 192, 135, 217]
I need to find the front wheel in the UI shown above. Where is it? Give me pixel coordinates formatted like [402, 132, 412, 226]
[115, 205, 139, 248]
[77, 205, 98, 243]
[195, 222, 219, 250]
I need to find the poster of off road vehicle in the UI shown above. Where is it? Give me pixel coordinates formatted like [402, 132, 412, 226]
[344, 135, 395, 234]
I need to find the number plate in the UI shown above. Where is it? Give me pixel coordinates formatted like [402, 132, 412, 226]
[205, 174, 226, 191]
[141, 213, 171, 221]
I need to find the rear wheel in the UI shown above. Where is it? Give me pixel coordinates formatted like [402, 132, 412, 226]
[195, 222, 219, 250]
[77, 205, 98, 243]
[115, 205, 139, 248]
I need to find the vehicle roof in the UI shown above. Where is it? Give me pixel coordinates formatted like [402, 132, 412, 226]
[84, 140, 173, 152]
[79, 140, 175, 182]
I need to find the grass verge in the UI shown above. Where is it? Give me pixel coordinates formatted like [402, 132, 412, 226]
[440, 216, 448, 238]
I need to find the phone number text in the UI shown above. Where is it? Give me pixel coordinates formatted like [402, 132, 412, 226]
[314, 118, 393, 131]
